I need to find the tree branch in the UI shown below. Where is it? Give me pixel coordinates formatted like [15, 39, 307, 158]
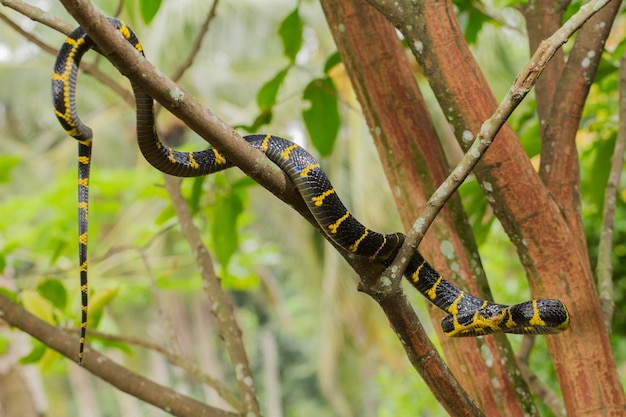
[539, 0, 621, 248]
[522, 0, 568, 132]
[163, 176, 260, 416]
[596, 51, 626, 333]
[170, 0, 219, 83]
[516, 336, 566, 417]
[0, 293, 238, 417]
[1, 0, 69, 30]
[0, 0, 134, 104]
[81, 327, 241, 410]
[380, 0, 612, 286]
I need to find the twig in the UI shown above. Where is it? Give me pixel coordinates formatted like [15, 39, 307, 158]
[138, 249, 183, 356]
[112, 0, 124, 18]
[42, 224, 174, 280]
[170, 0, 219, 83]
[516, 336, 566, 417]
[0, 293, 237, 417]
[163, 176, 260, 416]
[155, 0, 220, 116]
[1, 0, 71, 31]
[0, 12, 57, 54]
[0, 0, 134, 105]
[154, 2, 259, 413]
[78, 327, 241, 410]
[596, 51, 626, 333]
[517, 361, 567, 417]
[380, 0, 614, 284]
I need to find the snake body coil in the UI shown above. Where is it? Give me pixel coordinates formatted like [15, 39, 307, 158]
[52, 18, 570, 365]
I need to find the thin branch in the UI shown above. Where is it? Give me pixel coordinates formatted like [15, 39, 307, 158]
[0, 12, 57, 54]
[139, 248, 183, 356]
[0, 0, 134, 105]
[1, 0, 71, 31]
[155, 0, 220, 116]
[516, 336, 566, 417]
[517, 361, 567, 417]
[596, 51, 626, 333]
[0, 293, 238, 417]
[379, 0, 615, 284]
[163, 176, 261, 416]
[516, 334, 535, 365]
[112, 0, 124, 18]
[77, 327, 241, 410]
[43, 224, 174, 280]
[170, 0, 219, 83]
[473, 2, 527, 36]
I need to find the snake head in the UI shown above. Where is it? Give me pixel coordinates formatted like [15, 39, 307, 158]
[441, 299, 570, 337]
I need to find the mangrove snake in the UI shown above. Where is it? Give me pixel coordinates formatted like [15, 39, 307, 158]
[52, 18, 570, 365]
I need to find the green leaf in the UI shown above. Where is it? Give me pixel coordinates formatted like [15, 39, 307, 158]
[155, 205, 176, 226]
[212, 192, 243, 271]
[240, 111, 274, 133]
[139, 0, 161, 24]
[0, 155, 20, 183]
[22, 290, 55, 324]
[323, 51, 342, 74]
[278, 8, 303, 63]
[587, 133, 617, 212]
[257, 68, 290, 112]
[0, 335, 10, 355]
[0, 288, 18, 303]
[452, 1, 494, 44]
[88, 286, 120, 328]
[39, 347, 62, 372]
[19, 339, 46, 364]
[92, 335, 134, 356]
[302, 77, 340, 156]
[459, 179, 494, 247]
[189, 176, 207, 215]
[36, 279, 67, 311]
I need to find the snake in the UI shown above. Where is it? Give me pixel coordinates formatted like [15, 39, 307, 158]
[52, 17, 570, 365]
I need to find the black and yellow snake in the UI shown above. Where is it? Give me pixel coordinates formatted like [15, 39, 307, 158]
[52, 17, 570, 365]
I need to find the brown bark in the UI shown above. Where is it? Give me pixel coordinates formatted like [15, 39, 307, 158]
[320, 1, 536, 415]
[523, 0, 568, 129]
[365, 0, 626, 415]
[537, 2, 620, 254]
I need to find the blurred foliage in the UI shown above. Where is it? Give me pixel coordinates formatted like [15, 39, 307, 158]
[0, 0, 625, 416]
